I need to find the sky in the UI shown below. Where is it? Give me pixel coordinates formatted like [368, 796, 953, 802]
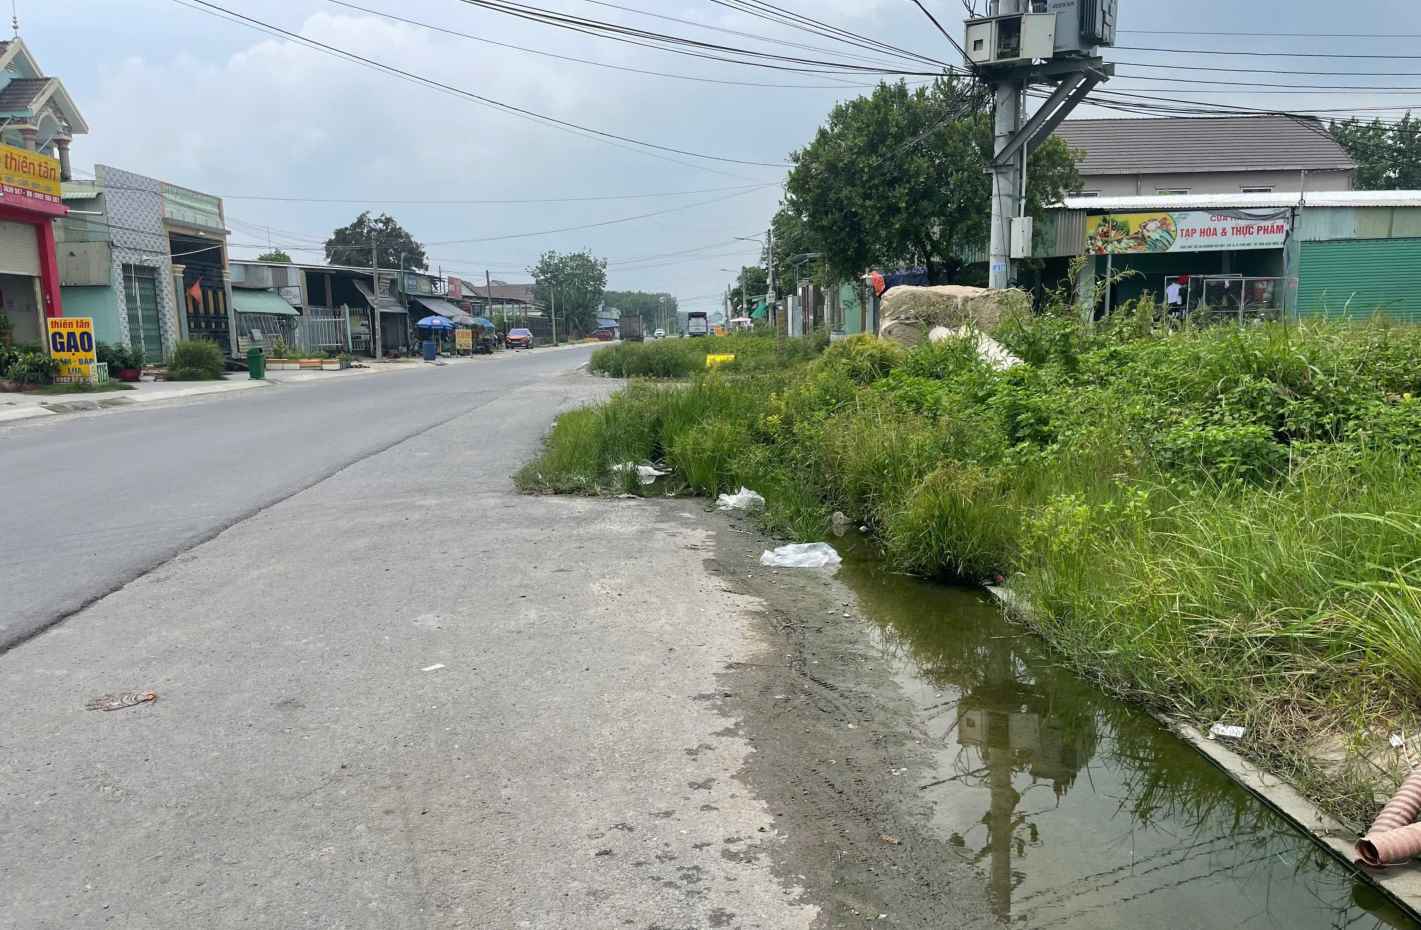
[27, 0, 1421, 313]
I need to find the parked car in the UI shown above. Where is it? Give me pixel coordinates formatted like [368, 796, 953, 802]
[653, 328, 666, 339]
[591, 328, 616, 341]
[506, 328, 533, 349]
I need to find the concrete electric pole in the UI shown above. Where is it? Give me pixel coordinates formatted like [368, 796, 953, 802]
[969, 0, 1117, 289]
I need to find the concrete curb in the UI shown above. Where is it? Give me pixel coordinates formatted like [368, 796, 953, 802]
[985, 585, 1421, 917]
[0, 406, 55, 424]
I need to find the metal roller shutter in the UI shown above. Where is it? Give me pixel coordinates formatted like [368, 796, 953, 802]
[1297, 239, 1421, 324]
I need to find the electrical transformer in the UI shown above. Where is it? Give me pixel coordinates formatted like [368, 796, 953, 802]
[966, 0, 1116, 68]
[1036, 0, 1118, 55]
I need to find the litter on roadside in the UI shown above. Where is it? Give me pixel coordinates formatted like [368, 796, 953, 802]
[759, 542, 842, 569]
[85, 690, 157, 712]
[421, 664, 446, 672]
[611, 462, 669, 485]
[717, 487, 766, 511]
[1207, 723, 1246, 740]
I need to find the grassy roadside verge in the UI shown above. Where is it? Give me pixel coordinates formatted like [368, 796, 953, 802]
[520, 319, 1421, 828]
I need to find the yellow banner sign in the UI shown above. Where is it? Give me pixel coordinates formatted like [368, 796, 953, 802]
[0, 142, 63, 212]
[47, 317, 97, 383]
[455, 329, 473, 351]
[705, 353, 736, 368]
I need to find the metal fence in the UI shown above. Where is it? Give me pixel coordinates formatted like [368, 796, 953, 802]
[1166, 275, 1292, 324]
[297, 308, 350, 352]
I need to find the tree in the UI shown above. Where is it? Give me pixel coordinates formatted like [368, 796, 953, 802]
[603, 290, 677, 331]
[768, 204, 820, 298]
[325, 211, 428, 271]
[725, 265, 769, 315]
[1332, 114, 1421, 190]
[256, 249, 291, 263]
[530, 250, 607, 337]
[784, 78, 1080, 284]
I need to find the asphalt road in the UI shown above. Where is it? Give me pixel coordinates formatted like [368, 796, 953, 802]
[0, 348, 597, 651]
[0, 360, 819, 929]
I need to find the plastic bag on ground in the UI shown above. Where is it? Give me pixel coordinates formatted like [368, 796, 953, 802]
[611, 462, 669, 485]
[759, 542, 842, 569]
[717, 487, 766, 511]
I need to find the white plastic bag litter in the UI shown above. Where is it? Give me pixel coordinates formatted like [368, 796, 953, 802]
[611, 462, 669, 485]
[1207, 723, 1246, 740]
[717, 487, 766, 511]
[759, 543, 842, 569]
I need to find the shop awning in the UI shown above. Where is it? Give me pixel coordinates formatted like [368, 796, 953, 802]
[352, 279, 407, 314]
[232, 288, 298, 317]
[412, 296, 471, 322]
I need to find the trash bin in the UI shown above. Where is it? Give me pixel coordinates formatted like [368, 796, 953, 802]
[422, 339, 437, 362]
[247, 346, 266, 380]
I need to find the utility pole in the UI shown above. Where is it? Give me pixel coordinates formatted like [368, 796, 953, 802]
[970, 0, 1115, 289]
[371, 239, 382, 359]
[766, 223, 775, 314]
[550, 288, 558, 346]
[987, 0, 1025, 291]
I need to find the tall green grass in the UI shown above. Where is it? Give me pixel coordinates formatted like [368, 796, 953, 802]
[590, 333, 825, 378]
[524, 320, 1421, 824]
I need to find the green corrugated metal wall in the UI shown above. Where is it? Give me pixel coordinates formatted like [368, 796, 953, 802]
[1297, 239, 1421, 324]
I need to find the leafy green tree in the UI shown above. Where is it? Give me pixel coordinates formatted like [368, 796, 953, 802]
[768, 205, 820, 298]
[784, 78, 1080, 283]
[603, 290, 677, 331]
[256, 249, 292, 263]
[726, 265, 769, 315]
[530, 250, 608, 337]
[325, 212, 428, 271]
[1332, 114, 1421, 190]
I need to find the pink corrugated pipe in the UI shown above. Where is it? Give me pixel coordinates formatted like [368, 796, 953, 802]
[1358, 768, 1421, 868]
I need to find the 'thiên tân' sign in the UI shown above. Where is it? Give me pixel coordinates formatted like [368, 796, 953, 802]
[46, 317, 97, 383]
[0, 142, 65, 216]
[1086, 211, 1290, 255]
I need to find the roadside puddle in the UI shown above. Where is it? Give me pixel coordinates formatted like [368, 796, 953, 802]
[833, 536, 1419, 930]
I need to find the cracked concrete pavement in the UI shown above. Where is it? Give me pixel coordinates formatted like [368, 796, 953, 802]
[0, 368, 819, 929]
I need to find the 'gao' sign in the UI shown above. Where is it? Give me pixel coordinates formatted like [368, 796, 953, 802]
[46, 317, 97, 383]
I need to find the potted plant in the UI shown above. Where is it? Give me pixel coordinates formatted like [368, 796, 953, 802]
[98, 343, 144, 382]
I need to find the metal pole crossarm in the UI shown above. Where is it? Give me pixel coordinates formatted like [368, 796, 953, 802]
[990, 72, 1087, 169]
[1022, 72, 1103, 158]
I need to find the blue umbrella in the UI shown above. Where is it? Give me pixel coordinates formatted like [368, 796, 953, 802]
[416, 315, 455, 331]
[470, 316, 496, 330]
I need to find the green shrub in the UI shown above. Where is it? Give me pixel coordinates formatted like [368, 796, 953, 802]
[6, 350, 59, 385]
[166, 339, 225, 381]
[821, 334, 903, 384]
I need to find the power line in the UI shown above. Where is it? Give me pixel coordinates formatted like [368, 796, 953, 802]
[1116, 44, 1421, 61]
[451, 0, 944, 75]
[704, 0, 953, 70]
[421, 185, 770, 244]
[326, 0, 908, 90]
[1120, 30, 1421, 39]
[577, 0, 924, 71]
[71, 168, 780, 206]
[908, 0, 974, 66]
[1110, 58, 1421, 78]
[170, 0, 790, 178]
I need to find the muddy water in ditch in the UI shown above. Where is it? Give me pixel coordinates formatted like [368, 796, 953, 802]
[832, 538, 1418, 930]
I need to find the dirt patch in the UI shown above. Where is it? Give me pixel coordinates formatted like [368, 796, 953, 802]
[705, 508, 994, 929]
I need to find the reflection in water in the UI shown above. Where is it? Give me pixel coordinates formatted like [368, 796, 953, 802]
[834, 537, 1418, 930]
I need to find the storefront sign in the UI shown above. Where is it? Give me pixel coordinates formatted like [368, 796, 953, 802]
[1086, 211, 1290, 254]
[447, 276, 463, 300]
[455, 329, 473, 351]
[0, 142, 65, 216]
[46, 317, 97, 383]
